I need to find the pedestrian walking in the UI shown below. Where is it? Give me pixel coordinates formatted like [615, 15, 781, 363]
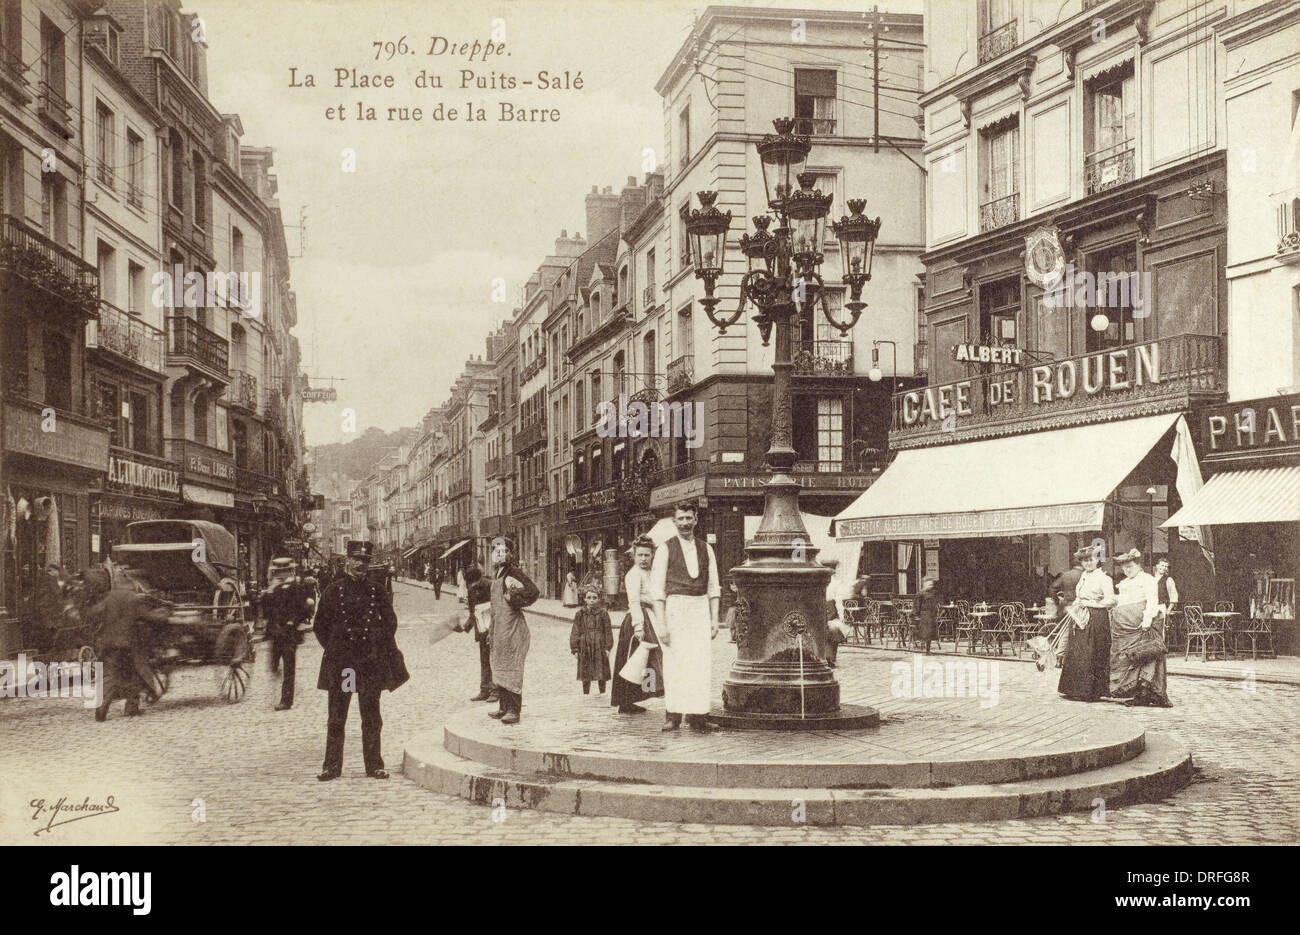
[432, 565, 444, 600]
[1057, 546, 1116, 702]
[262, 557, 313, 711]
[571, 583, 613, 694]
[314, 540, 409, 780]
[485, 537, 540, 724]
[611, 536, 664, 714]
[89, 564, 171, 721]
[649, 502, 721, 732]
[1110, 549, 1172, 707]
[914, 576, 940, 655]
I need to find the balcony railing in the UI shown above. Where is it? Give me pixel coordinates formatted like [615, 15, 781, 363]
[792, 340, 853, 376]
[1084, 141, 1135, 195]
[127, 182, 144, 209]
[793, 116, 836, 136]
[38, 80, 72, 130]
[236, 465, 276, 496]
[0, 47, 26, 96]
[226, 369, 259, 412]
[521, 351, 547, 382]
[978, 19, 1017, 64]
[647, 458, 708, 487]
[667, 354, 694, 394]
[448, 476, 471, 499]
[890, 333, 1224, 444]
[914, 339, 930, 380]
[792, 455, 889, 474]
[485, 455, 502, 478]
[0, 214, 99, 310]
[87, 301, 165, 372]
[978, 192, 1020, 233]
[514, 415, 546, 452]
[166, 316, 229, 377]
[516, 486, 547, 512]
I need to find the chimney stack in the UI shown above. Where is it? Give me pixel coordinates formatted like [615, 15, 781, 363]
[585, 185, 621, 243]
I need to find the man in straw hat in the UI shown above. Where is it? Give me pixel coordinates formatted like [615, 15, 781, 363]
[649, 501, 721, 732]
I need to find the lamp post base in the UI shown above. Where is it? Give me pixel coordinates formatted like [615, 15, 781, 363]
[708, 703, 880, 731]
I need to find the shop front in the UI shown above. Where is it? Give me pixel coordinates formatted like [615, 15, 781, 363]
[1165, 394, 1300, 654]
[836, 411, 1215, 606]
[95, 449, 183, 560]
[1, 398, 110, 654]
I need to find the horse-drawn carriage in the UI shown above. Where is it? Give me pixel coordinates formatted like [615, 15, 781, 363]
[111, 520, 254, 703]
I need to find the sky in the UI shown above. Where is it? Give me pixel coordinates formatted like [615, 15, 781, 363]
[200, 0, 922, 447]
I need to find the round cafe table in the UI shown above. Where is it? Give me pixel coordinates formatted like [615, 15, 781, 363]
[1203, 611, 1240, 655]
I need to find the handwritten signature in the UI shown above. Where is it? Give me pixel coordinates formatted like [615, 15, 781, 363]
[29, 796, 120, 836]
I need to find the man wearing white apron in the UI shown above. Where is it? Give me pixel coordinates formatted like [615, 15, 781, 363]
[650, 501, 720, 732]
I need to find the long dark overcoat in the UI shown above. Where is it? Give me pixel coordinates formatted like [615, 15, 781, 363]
[314, 573, 408, 693]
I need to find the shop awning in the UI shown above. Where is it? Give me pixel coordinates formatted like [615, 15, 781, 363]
[402, 543, 424, 559]
[1163, 466, 1299, 527]
[439, 538, 471, 559]
[835, 413, 1180, 541]
[182, 484, 234, 509]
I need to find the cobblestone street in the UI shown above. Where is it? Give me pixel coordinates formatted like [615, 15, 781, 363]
[3, 582, 1297, 845]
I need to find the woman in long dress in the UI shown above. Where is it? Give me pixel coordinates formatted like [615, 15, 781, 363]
[1058, 546, 1116, 702]
[1109, 549, 1172, 707]
[486, 537, 540, 724]
[562, 569, 579, 607]
[610, 537, 664, 714]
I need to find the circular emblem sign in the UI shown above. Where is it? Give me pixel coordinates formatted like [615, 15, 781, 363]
[1024, 227, 1065, 289]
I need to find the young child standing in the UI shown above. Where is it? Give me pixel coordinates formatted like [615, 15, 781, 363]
[570, 584, 613, 694]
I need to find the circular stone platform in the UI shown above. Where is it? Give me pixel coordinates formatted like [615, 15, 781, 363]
[403, 692, 1193, 825]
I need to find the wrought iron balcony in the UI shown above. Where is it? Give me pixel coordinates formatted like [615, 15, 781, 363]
[1084, 141, 1135, 195]
[792, 340, 853, 376]
[0, 47, 27, 99]
[0, 214, 99, 311]
[792, 455, 888, 474]
[914, 339, 930, 380]
[127, 182, 144, 209]
[514, 415, 547, 452]
[485, 455, 502, 478]
[448, 475, 472, 499]
[793, 117, 835, 136]
[521, 350, 547, 382]
[236, 465, 276, 496]
[87, 301, 165, 372]
[978, 19, 1017, 64]
[226, 369, 259, 412]
[38, 80, 73, 131]
[978, 192, 1020, 233]
[667, 354, 694, 394]
[166, 316, 229, 378]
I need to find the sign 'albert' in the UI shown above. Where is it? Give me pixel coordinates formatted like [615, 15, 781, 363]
[901, 341, 1162, 428]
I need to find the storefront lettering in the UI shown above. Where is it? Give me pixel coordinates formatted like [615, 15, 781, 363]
[901, 342, 1161, 428]
[839, 502, 1101, 539]
[107, 456, 180, 495]
[1203, 395, 1300, 453]
[3, 403, 109, 472]
[717, 473, 874, 490]
[185, 453, 236, 482]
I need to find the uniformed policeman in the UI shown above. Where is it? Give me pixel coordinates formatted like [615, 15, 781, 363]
[313, 540, 408, 780]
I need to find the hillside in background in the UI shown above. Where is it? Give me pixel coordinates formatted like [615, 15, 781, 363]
[308, 425, 416, 490]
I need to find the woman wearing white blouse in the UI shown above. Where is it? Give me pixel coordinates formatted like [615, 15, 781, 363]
[1057, 546, 1117, 702]
[610, 537, 664, 714]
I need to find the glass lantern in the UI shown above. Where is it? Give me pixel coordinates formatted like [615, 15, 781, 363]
[756, 117, 811, 211]
[686, 191, 731, 279]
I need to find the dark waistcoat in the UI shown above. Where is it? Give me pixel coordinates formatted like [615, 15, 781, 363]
[665, 537, 709, 597]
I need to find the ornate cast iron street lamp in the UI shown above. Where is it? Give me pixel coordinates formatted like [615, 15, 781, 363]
[684, 117, 882, 727]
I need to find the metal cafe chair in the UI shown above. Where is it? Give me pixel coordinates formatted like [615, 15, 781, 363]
[1214, 601, 1234, 612]
[878, 601, 906, 648]
[1164, 607, 1185, 650]
[896, 597, 919, 649]
[1011, 602, 1035, 654]
[1236, 607, 1277, 660]
[981, 604, 1016, 655]
[842, 599, 868, 645]
[936, 602, 957, 644]
[1184, 603, 1227, 662]
[954, 600, 980, 654]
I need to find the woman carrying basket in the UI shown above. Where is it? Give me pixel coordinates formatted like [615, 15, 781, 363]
[1109, 549, 1172, 707]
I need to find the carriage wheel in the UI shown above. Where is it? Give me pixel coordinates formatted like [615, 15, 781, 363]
[217, 663, 248, 703]
[214, 624, 251, 703]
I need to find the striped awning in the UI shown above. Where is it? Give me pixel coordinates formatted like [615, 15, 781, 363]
[1163, 466, 1299, 527]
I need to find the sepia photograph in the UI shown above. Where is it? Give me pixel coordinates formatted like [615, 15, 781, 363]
[0, 0, 1295, 887]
